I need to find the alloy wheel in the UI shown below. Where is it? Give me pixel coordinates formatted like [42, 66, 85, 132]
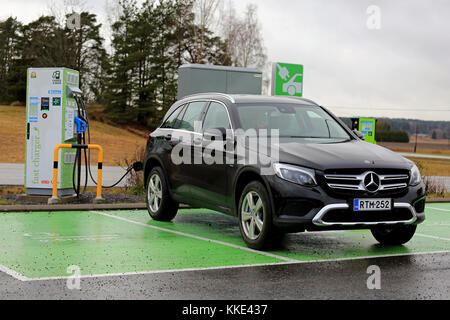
[148, 173, 163, 213]
[241, 191, 264, 240]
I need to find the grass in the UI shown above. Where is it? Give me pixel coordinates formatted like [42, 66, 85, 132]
[0, 105, 147, 166]
[0, 198, 12, 205]
[427, 193, 450, 199]
[379, 137, 450, 156]
[407, 157, 450, 177]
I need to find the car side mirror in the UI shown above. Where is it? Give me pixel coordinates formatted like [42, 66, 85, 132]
[203, 127, 227, 141]
[353, 129, 365, 141]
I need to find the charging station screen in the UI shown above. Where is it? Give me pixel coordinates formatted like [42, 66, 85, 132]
[41, 97, 50, 111]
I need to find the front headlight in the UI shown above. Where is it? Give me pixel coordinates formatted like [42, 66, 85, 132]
[409, 164, 422, 186]
[273, 163, 317, 187]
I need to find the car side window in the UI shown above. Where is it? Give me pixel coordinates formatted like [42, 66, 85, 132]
[202, 102, 231, 132]
[161, 105, 184, 129]
[172, 104, 187, 129]
[178, 102, 206, 132]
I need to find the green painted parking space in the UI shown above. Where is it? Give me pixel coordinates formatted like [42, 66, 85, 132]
[0, 211, 280, 279]
[421, 204, 450, 239]
[0, 205, 448, 279]
[108, 205, 450, 262]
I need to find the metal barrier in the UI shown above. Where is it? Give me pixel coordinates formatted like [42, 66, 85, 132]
[48, 144, 104, 204]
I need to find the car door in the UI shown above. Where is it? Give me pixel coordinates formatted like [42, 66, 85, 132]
[187, 101, 232, 208]
[155, 104, 187, 192]
[170, 101, 208, 197]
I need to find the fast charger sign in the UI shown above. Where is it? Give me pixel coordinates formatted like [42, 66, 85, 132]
[271, 62, 304, 97]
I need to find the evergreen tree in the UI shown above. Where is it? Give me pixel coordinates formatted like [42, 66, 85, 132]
[0, 12, 106, 103]
[103, 0, 231, 125]
[103, 0, 139, 122]
[0, 17, 23, 102]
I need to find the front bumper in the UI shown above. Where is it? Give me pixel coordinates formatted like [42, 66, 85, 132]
[311, 202, 422, 227]
[267, 174, 426, 232]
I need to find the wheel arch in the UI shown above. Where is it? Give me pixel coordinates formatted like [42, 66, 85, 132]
[144, 156, 165, 188]
[233, 167, 275, 216]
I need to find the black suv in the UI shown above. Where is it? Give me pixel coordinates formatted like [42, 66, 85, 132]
[143, 93, 426, 250]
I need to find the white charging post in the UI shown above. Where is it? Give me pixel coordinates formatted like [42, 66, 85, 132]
[25, 67, 80, 196]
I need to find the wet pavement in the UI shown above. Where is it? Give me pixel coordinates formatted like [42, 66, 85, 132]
[1, 252, 448, 299]
[0, 204, 449, 299]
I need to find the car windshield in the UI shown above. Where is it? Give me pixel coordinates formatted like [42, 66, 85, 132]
[236, 103, 351, 141]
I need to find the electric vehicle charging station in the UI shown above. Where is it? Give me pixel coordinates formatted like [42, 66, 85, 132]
[25, 67, 81, 196]
[351, 117, 377, 144]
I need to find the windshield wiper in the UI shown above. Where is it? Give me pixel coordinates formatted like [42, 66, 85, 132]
[285, 136, 351, 141]
[285, 136, 328, 139]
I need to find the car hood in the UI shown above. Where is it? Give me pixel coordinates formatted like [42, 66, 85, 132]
[246, 138, 412, 171]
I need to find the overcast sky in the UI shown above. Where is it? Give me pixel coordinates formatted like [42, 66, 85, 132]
[1, 0, 449, 121]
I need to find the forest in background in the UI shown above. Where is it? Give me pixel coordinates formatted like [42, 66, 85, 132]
[1, 0, 448, 139]
[0, 0, 267, 127]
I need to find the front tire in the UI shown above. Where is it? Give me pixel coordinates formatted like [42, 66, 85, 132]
[371, 224, 417, 245]
[146, 167, 179, 221]
[238, 181, 281, 250]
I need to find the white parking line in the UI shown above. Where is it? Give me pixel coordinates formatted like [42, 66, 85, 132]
[0, 264, 28, 281]
[90, 210, 297, 263]
[416, 233, 450, 242]
[427, 206, 450, 213]
[2, 250, 450, 282]
[1, 208, 449, 282]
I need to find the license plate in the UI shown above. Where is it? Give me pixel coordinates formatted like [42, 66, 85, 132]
[353, 199, 392, 211]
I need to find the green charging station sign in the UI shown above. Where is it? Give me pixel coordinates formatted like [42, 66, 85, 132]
[272, 62, 304, 97]
[359, 118, 377, 144]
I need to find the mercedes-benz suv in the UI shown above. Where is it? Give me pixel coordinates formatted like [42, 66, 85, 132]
[143, 93, 426, 250]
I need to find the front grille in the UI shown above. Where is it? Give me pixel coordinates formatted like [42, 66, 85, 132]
[322, 208, 413, 224]
[323, 169, 409, 195]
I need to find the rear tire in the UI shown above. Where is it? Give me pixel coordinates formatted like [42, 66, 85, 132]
[238, 181, 281, 250]
[371, 224, 417, 245]
[146, 167, 179, 222]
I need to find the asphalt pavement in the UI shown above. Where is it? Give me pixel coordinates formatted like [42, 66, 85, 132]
[0, 252, 448, 300]
[0, 205, 448, 300]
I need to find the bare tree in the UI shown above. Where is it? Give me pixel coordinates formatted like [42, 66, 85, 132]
[193, 0, 220, 31]
[46, 0, 88, 26]
[190, 0, 221, 63]
[220, 2, 267, 69]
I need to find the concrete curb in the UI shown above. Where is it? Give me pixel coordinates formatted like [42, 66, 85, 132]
[0, 203, 193, 212]
[0, 200, 448, 212]
[0, 203, 147, 212]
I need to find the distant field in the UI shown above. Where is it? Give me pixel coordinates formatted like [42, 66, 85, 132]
[379, 137, 450, 156]
[381, 137, 450, 177]
[407, 157, 450, 177]
[2, 105, 448, 176]
[0, 105, 147, 166]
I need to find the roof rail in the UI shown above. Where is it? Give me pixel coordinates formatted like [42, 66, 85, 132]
[285, 96, 319, 106]
[181, 92, 236, 103]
